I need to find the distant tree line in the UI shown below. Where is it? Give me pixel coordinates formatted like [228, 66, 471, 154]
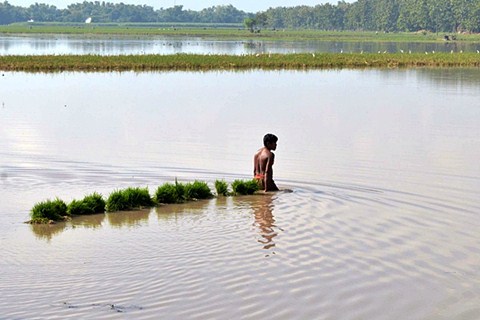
[0, 0, 479, 33]
[0, 2, 251, 24]
[254, 0, 480, 33]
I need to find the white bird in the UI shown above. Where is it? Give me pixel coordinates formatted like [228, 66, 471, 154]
[400, 49, 404, 53]
[477, 50, 479, 53]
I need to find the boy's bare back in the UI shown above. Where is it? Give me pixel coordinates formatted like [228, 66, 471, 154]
[254, 134, 279, 192]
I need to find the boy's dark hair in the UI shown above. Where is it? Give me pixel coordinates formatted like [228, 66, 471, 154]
[263, 133, 278, 147]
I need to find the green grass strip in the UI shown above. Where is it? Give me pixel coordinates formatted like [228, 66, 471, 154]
[2, 53, 480, 72]
[3, 25, 480, 43]
[26, 178, 268, 223]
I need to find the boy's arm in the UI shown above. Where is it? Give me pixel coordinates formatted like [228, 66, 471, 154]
[264, 153, 279, 191]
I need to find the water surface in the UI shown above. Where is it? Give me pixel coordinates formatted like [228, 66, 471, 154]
[0, 69, 479, 319]
[1, 34, 480, 55]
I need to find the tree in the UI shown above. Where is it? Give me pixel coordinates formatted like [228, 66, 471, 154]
[0, 1, 27, 24]
[244, 17, 255, 32]
[372, 0, 399, 32]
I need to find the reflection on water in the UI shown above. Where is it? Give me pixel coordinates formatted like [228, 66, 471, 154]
[250, 194, 278, 252]
[155, 198, 211, 218]
[30, 214, 105, 241]
[30, 221, 68, 242]
[73, 213, 106, 229]
[1, 34, 480, 55]
[1, 69, 480, 319]
[106, 209, 150, 228]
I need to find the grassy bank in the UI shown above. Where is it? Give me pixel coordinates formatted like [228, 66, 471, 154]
[2, 53, 480, 72]
[2, 23, 480, 43]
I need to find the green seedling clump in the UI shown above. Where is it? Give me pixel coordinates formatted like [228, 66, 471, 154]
[67, 192, 106, 216]
[106, 187, 153, 212]
[184, 180, 213, 200]
[124, 186, 154, 207]
[155, 182, 180, 204]
[214, 179, 229, 196]
[154, 180, 187, 204]
[30, 198, 68, 223]
[28, 177, 268, 223]
[231, 179, 259, 195]
[105, 189, 126, 212]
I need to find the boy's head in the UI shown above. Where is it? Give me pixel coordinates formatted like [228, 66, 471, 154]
[263, 133, 278, 150]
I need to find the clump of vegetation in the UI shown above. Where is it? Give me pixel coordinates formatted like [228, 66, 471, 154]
[184, 180, 213, 200]
[106, 187, 153, 212]
[231, 179, 259, 195]
[30, 198, 68, 223]
[154, 182, 177, 204]
[154, 180, 186, 204]
[214, 179, 230, 196]
[28, 177, 268, 223]
[105, 189, 129, 212]
[155, 179, 213, 203]
[67, 192, 106, 216]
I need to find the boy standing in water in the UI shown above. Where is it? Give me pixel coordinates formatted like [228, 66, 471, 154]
[254, 133, 280, 192]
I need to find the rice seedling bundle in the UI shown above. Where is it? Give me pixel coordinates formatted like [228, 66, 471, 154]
[30, 198, 68, 223]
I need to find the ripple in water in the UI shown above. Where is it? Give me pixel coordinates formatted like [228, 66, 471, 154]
[1, 159, 479, 319]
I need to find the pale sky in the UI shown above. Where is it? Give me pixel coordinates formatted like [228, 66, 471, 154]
[8, 0, 345, 12]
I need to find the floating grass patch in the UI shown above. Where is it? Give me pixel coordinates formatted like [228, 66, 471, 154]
[154, 181, 186, 204]
[231, 179, 259, 195]
[215, 179, 229, 196]
[106, 187, 153, 212]
[67, 192, 106, 216]
[184, 180, 213, 200]
[30, 198, 68, 223]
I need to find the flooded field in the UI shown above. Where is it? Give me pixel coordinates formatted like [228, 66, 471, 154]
[1, 69, 479, 319]
[1, 34, 480, 55]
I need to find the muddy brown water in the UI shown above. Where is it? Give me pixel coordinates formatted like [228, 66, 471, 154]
[0, 69, 479, 318]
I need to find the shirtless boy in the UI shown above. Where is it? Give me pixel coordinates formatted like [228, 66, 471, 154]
[254, 133, 280, 192]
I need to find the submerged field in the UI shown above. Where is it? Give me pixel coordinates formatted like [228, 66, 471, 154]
[2, 23, 480, 43]
[1, 52, 480, 71]
[2, 24, 479, 71]
[1, 69, 479, 318]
